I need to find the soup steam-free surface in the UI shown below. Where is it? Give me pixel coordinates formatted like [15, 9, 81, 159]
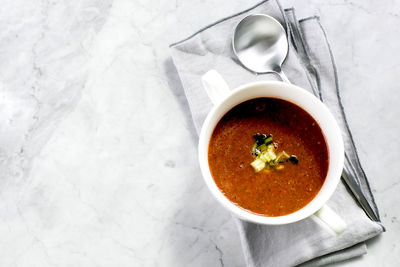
[208, 98, 329, 216]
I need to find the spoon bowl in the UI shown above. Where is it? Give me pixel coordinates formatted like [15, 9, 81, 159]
[233, 14, 289, 82]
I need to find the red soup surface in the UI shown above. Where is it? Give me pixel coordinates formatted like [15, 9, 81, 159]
[208, 97, 329, 216]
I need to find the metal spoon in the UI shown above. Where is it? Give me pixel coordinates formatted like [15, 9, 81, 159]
[232, 14, 290, 83]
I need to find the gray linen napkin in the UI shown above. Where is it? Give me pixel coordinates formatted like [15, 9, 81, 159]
[169, 0, 384, 266]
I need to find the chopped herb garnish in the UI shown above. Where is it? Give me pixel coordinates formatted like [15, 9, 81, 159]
[250, 158, 266, 172]
[276, 151, 290, 163]
[264, 136, 273, 146]
[250, 134, 298, 172]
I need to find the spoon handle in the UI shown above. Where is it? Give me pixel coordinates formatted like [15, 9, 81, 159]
[341, 168, 380, 221]
[275, 69, 290, 83]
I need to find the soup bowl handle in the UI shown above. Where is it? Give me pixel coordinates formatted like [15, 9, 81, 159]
[312, 205, 347, 235]
[201, 70, 230, 105]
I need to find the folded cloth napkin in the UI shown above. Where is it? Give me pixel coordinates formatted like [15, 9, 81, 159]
[169, 0, 384, 266]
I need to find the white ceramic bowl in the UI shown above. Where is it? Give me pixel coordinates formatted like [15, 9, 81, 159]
[198, 71, 345, 230]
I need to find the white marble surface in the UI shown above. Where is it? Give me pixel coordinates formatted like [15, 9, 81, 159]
[0, 0, 398, 266]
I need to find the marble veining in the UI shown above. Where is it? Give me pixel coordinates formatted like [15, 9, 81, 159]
[0, 0, 398, 266]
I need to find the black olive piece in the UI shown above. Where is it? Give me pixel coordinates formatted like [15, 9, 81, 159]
[253, 133, 267, 146]
[288, 155, 299, 164]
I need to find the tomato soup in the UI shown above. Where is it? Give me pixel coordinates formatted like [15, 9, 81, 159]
[208, 98, 329, 216]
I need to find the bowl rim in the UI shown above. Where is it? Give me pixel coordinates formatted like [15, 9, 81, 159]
[198, 80, 344, 225]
